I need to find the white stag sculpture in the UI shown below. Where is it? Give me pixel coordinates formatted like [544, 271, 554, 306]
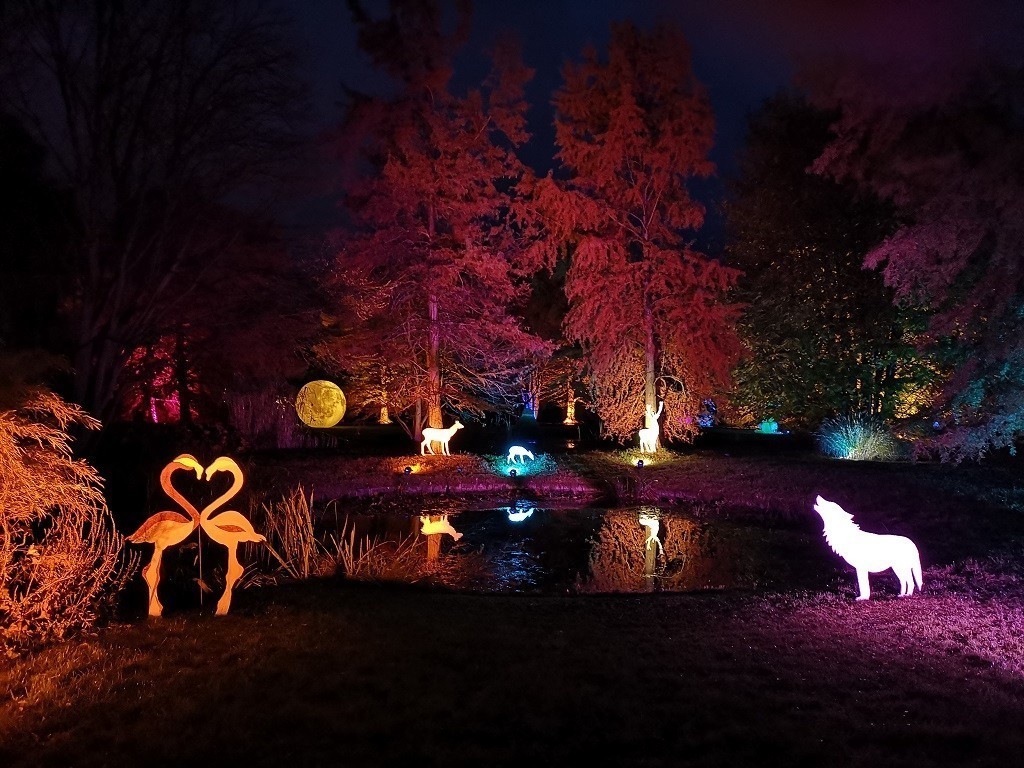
[638, 401, 664, 453]
[813, 496, 923, 600]
[420, 420, 464, 456]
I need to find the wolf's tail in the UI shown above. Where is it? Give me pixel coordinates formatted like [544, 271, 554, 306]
[912, 549, 924, 592]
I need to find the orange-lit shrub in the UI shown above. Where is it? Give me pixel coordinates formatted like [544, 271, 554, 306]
[0, 361, 131, 654]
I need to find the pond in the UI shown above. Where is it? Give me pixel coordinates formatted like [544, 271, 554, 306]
[325, 499, 842, 595]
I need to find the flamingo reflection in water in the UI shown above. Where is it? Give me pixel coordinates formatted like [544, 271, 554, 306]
[127, 455, 205, 617]
[202, 457, 265, 615]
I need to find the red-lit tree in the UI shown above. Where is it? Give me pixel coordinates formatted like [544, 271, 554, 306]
[334, 1, 548, 442]
[530, 22, 739, 445]
[809, 61, 1024, 459]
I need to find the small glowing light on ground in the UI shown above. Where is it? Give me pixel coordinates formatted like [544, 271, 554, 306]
[509, 468, 518, 477]
[813, 496, 923, 600]
[636, 459, 644, 468]
[404, 466, 413, 474]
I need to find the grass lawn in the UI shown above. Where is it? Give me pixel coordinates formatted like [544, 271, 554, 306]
[5, 451, 1024, 767]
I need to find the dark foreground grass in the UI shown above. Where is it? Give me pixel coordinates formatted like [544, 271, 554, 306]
[4, 580, 1024, 768]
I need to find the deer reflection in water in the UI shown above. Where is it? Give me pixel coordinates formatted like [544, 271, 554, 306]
[420, 514, 462, 562]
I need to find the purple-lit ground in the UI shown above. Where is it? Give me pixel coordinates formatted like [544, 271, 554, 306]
[3, 583, 1024, 767]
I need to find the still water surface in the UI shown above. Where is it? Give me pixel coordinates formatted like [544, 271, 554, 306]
[330, 499, 839, 594]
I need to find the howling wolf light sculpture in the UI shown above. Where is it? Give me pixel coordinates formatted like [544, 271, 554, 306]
[813, 496, 923, 600]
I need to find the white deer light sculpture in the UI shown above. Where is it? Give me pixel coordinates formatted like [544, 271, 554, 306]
[638, 401, 664, 454]
[507, 445, 534, 463]
[813, 496, 923, 600]
[420, 420, 464, 456]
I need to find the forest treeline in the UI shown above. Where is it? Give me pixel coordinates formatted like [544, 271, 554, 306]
[1, 0, 1022, 461]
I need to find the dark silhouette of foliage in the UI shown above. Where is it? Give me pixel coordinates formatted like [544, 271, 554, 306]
[726, 94, 937, 429]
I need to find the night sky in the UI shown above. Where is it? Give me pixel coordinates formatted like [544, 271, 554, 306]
[287, 0, 1023, 249]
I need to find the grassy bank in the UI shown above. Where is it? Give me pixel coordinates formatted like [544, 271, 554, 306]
[6, 452, 1024, 766]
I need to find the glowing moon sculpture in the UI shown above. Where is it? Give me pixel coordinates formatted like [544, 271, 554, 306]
[295, 380, 347, 428]
[813, 496, 923, 600]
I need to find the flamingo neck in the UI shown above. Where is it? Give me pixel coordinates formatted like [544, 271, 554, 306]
[201, 469, 243, 522]
[162, 465, 200, 524]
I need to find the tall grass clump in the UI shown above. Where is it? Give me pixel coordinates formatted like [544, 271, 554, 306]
[258, 486, 333, 580]
[817, 413, 902, 461]
[1, 354, 134, 655]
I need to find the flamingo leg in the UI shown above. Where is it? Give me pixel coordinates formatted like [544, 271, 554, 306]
[216, 545, 244, 616]
[142, 547, 165, 617]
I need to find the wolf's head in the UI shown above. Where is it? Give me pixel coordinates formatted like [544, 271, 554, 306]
[813, 496, 856, 527]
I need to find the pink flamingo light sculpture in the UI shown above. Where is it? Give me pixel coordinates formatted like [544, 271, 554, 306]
[200, 456, 265, 615]
[127, 454, 205, 617]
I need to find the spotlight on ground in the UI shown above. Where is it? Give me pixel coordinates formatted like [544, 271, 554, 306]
[509, 468, 518, 477]
[636, 459, 644, 468]
[404, 466, 413, 475]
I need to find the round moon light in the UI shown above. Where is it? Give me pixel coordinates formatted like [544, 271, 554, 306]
[295, 380, 347, 428]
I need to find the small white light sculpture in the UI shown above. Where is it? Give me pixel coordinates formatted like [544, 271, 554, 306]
[813, 496, 923, 600]
[638, 401, 664, 453]
[507, 445, 535, 463]
[420, 420, 464, 456]
[419, 514, 463, 540]
[507, 507, 535, 523]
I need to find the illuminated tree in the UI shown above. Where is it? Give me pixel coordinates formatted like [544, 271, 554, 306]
[810, 61, 1024, 459]
[532, 22, 739, 444]
[336, 0, 548, 441]
[727, 94, 937, 428]
[0, 1, 303, 419]
[0, 353, 129, 653]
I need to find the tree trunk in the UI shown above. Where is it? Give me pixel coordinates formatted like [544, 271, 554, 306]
[413, 397, 424, 443]
[642, 298, 659, 449]
[174, 331, 192, 426]
[426, 292, 443, 428]
[378, 404, 391, 424]
[564, 382, 577, 425]
[425, 203, 443, 429]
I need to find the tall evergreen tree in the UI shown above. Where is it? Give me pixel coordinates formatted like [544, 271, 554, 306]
[334, 0, 547, 441]
[531, 22, 738, 444]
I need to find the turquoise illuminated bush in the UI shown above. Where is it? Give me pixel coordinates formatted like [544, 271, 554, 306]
[817, 414, 902, 461]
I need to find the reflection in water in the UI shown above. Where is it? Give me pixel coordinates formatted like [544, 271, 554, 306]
[419, 514, 463, 540]
[330, 501, 827, 594]
[420, 514, 462, 562]
[505, 499, 536, 523]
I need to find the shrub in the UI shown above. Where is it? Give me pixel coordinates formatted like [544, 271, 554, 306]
[1, 355, 132, 654]
[817, 413, 902, 461]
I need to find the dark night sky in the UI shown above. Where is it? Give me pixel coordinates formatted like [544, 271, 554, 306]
[286, 0, 1024, 250]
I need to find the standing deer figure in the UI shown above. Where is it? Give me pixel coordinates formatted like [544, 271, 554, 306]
[638, 401, 664, 453]
[420, 420, 464, 455]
